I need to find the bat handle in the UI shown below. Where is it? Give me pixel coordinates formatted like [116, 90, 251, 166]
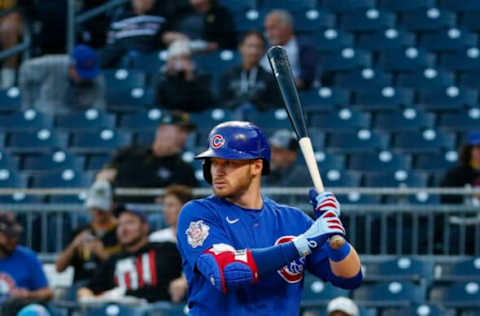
[297, 137, 345, 250]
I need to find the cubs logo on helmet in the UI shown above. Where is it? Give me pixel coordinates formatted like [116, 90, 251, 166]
[275, 236, 305, 283]
[211, 134, 225, 149]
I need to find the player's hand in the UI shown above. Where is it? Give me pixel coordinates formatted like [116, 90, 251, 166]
[293, 209, 345, 257]
[309, 189, 340, 219]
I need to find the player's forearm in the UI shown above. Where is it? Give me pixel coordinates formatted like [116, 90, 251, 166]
[328, 242, 361, 278]
[29, 287, 53, 302]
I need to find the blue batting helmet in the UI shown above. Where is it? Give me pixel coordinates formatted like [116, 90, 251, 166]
[195, 121, 271, 183]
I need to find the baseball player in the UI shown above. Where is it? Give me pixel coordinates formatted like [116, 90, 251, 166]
[177, 121, 362, 315]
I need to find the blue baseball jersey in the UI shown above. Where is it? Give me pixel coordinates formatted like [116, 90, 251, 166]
[177, 195, 332, 316]
[0, 246, 49, 297]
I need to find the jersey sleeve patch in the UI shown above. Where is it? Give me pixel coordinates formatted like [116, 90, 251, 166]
[186, 220, 210, 248]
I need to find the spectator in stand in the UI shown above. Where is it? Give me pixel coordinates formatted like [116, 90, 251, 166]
[55, 179, 121, 287]
[150, 184, 193, 302]
[97, 111, 198, 203]
[260, 9, 317, 90]
[77, 207, 182, 303]
[180, 0, 237, 51]
[219, 31, 280, 112]
[0, 212, 53, 316]
[327, 296, 359, 316]
[262, 129, 309, 187]
[19, 44, 105, 114]
[441, 131, 480, 204]
[101, 0, 188, 68]
[150, 184, 193, 243]
[0, 1, 25, 88]
[153, 40, 214, 112]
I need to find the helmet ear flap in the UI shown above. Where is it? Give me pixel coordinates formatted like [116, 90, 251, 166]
[202, 159, 212, 184]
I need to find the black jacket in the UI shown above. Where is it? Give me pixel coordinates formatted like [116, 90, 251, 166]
[87, 242, 182, 302]
[440, 165, 480, 204]
[154, 72, 214, 112]
[108, 146, 198, 203]
[219, 65, 281, 111]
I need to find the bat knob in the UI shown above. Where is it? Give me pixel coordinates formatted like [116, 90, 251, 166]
[329, 235, 345, 249]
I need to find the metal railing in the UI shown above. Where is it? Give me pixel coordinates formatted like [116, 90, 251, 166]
[1, 186, 479, 258]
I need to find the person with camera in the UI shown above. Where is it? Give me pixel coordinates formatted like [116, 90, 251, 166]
[55, 180, 121, 291]
[153, 40, 214, 112]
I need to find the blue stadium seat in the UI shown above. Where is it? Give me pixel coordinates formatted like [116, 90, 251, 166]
[70, 129, 132, 153]
[49, 193, 88, 204]
[219, 0, 255, 12]
[418, 86, 478, 108]
[349, 151, 411, 172]
[363, 257, 434, 281]
[414, 151, 459, 171]
[302, 307, 378, 316]
[340, 9, 396, 32]
[322, 170, 362, 187]
[0, 87, 21, 112]
[55, 109, 116, 131]
[378, 48, 435, 72]
[396, 68, 455, 90]
[337, 192, 383, 204]
[134, 50, 166, 74]
[0, 109, 53, 132]
[85, 303, 145, 316]
[245, 109, 291, 130]
[0, 193, 44, 204]
[104, 69, 149, 108]
[300, 87, 351, 109]
[353, 281, 425, 306]
[374, 108, 435, 131]
[328, 130, 389, 153]
[314, 151, 346, 171]
[357, 29, 415, 52]
[194, 50, 241, 75]
[259, 0, 312, 11]
[378, 0, 436, 11]
[190, 108, 234, 130]
[0, 169, 27, 188]
[393, 130, 456, 152]
[292, 9, 335, 32]
[364, 171, 429, 187]
[419, 28, 478, 52]
[400, 8, 456, 31]
[31, 169, 90, 188]
[319, 48, 371, 71]
[22, 151, 85, 172]
[135, 130, 155, 146]
[86, 154, 112, 170]
[322, 0, 375, 13]
[407, 191, 441, 205]
[233, 9, 265, 32]
[313, 29, 354, 52]
[118, 108, 164, 130]
[302, 273, 350, 305]
[459, 72, 480, 88]
[334, 69, 392, 91]
[0, 150, 19, 169]
[440, 0, 480, 11]
[438, 110, 480, 131]
[7, 129, 69, 153]
[440, 48, 480, 71]
[436, 258, 480, 281]
[307, 128, 326, 148]
[312, 108, 371, 132]
[430, 282, 480, 308]
[461, 11, 480, 32]
[382, 304, 451, 316]
[354, 87, 414, 106]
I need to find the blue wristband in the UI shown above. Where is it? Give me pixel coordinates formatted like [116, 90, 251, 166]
[327, 241, 351, 262]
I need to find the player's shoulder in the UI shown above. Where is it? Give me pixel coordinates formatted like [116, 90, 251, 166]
[178, 195, 221, 219]
[264, 196, 313, 223]
[14, 246, 39, 262]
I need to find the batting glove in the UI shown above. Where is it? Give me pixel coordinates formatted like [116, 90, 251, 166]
[292, 209, 345, 257]
[309, 189, 341, 219]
